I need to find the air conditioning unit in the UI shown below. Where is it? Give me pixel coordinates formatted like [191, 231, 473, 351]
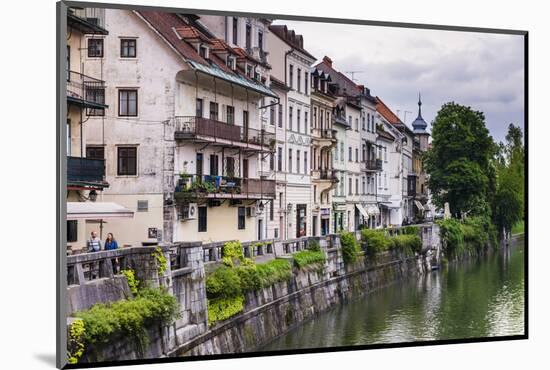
[180, 203, 198, 221]
[246, 206, 256, 217]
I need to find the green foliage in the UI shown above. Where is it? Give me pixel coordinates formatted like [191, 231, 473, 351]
[425, 102, 496, 217]
[361, 229, 391, 257]
[390, 234, 423, 255]
[221, 240, 245, 267]
[512, 220, 524, 235]
[400, 225, 420, 235]
[254, 259, 292, 287]
[340, 231, 361, 264]
[151, 247, 167, 276]
[292, 250, 326, 269]
[307, 239, 321, 251]
[67, 319, 85, 364]
[207, 296, 244, 326]
[438, 216, 496, 257]
[72, 287, 180, 357]
[121, 269, 139, 296]
[206, 266, 242, 299]
[437, 219, 466, 256]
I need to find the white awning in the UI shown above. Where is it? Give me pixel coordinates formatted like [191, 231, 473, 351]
[414, 200, 425, 212]
[381, 200, 401, 209]
[67, 202, 134, 220]
[367, 205, 380, 216]
[355, 203, 369, 219]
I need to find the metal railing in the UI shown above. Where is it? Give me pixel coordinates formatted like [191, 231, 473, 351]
[174, 174, 276, 199]
[363, 159, 383, 171]
[202, 239, 276, 264]
[67, 156, 106, 184]
[173, 116, 275, 149]
[319, 169, 338, 181]
[66, 70, 105, 104]
[68, 7, 106, 30]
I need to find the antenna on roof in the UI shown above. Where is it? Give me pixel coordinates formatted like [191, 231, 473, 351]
[344, 71, 364, 82]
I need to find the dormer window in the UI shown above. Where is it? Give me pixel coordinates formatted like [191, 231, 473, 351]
[226, 55, 236, 70]
[246, 64, 253, 78]
[198, 44, 209, 59]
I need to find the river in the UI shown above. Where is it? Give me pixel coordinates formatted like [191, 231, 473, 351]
[260, 236, 525, 351]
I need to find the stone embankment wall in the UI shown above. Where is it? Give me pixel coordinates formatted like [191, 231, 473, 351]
[67, 224, 440, 362]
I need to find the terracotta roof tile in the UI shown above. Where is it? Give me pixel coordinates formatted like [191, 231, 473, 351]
[174, 25, 212, 43]
[376, 96, 402, 125]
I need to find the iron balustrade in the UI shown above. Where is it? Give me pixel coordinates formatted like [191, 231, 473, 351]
[67, 156, 106, 184]
[319, 169, 338, 181]
[66, 70, 106, 106]
[174, 174, 275, 199]
[363, 159, 383, 171]
[68, 7, 106, 30]
[173, 116, 276, 149]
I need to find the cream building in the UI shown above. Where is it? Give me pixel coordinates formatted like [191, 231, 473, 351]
[79, 9, 277, 246]
[268, 25, 316, 239]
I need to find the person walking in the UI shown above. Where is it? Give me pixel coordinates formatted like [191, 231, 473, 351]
[87, 231, 103, 253]
[104, 233, 119, 250]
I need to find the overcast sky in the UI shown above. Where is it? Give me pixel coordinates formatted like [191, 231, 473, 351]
[272, 20, 525, 143]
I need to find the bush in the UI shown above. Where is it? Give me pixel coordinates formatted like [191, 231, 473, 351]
[438, 216, 497, 256]
[361, 229, 391, 256]
[207, 296, 244, 326]
[437, 218, 465, 256]
[340, 231, 361, 264]
[221, 240, 244, 267]
[390, 234, 422, 255]
[205, 266, 242, 299]
[400, 225, 420, 235]
[307, 239, 321, 251]
[293, 250, 326, 268]
[255, 259, 292, 286]
[73, 287, 180, 357]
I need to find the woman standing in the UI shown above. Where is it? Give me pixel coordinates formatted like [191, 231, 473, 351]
[105, 233, 119, 250]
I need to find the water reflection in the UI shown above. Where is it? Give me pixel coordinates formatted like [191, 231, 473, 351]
[261, 238, 525, 351]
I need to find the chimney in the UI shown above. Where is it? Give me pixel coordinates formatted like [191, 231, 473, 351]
[323, 56, 333, 67]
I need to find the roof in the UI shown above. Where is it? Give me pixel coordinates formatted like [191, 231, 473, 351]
[67, 202, 134, 220]
[210, 38, 240, 55]
[269, 25, 317, 61]
[136, 11, 276, 97]
[270, 75, 291, 91]
[411, 94, 429, 134]
[375, 96, 402, 125]
[376, 127, 396, 142]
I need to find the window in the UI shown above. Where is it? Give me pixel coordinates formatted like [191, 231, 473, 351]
[278, 104, 283, 128]
[313, 107, 317, 128]
[226, 157, 235, 177]
[269, 201, 274, 221]
[196, 98, 203, 117]
[340, 142, 344, 162]
[288, 106, 293, 131]
[289, 64, 294, 89]
[348, 178, 352, 195]
[66, 119, 71, 156]
[305, 112, 309, 133]
[86, 88, 105, 116]
[305, 72, 309, 95]
[297, 109, 301, 133]
[118, 89, 138, 116]
[297, 68, 301, 92]
[384, 147, 387, 161]
[210, 102, 219, 120]
[269, 153, 274, 171]
[226, 105, 235, 124]
[210, 154, 219, 176]
[258, 31, 263, 50]
[355, 178, 359, 195]
[367, 113, 370, 131]
[226, 56, 236, 69]
[362, 116, 366, 131]
[356, 118, 359, 131]
[278, 147, 283, 172]
[296, 150, 301, 174]
[238, 207, 246, 230]
[88, 38, 103, 57]
[246, 24, 251, 49]
[117, 146, 137, 176]
[86, 146, 104, 160]
[355, 148, 359, 163]
[289, 149, 293, 173]
[137, 200, 148, 212]
[362, 177, 366, 194]
[66, 45, 70, 81]
[334, 145, 338, 160]
[304, 151, 308, 175]
[348, 115, 352, 126]
[279, 193, 283, 209]
[349, 146, 352, 162]
[232, 17, 238, 45]
[199, 45, 208, 59]
[120, 39, 136, 58]
[67, 220, 78, 243]
[198, 207, 207, 232]
[270, 103, 275, 125]
[314, 185, 317, 203]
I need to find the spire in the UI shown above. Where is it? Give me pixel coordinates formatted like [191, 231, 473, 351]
[411, 92, 428, 134]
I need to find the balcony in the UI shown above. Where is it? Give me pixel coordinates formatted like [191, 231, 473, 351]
[67, 156, 108, 189]
[174, 116, 275, 152]
[67, 7, 108, 35]
[66, 71, 108, 109]
[174, 174, 275, 200]
[363, 159, 383, 172]
[319, 169, 338, 182]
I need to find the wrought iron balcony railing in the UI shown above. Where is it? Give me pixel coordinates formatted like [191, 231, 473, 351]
[319, 169, 338, 181]
[68, 7, 108, 34]
[173, 116, 276, 150]
[174, 174, 275, 200]
[363, 159, 383, 171]
[66, 70, 107, 109]
[67, 156, 108, 188]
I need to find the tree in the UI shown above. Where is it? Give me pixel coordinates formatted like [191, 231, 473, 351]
[425, 102, 496, 217]
[493, 124, 524, 238]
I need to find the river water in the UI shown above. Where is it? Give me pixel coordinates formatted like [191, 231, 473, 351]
[260, 237, 525, 351]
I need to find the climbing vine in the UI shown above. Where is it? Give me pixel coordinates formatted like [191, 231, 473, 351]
[67, 319, 85, 364]
[121, 269, 140, 296]
[151, 247, 167, 276]
[221, 240, 245, 267]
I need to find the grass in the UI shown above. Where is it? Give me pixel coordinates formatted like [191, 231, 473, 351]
[511, 220, 524, 235]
